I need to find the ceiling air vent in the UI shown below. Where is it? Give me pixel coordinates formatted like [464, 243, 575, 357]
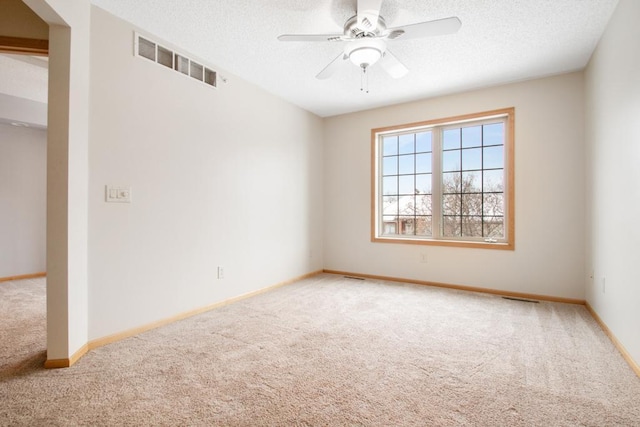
[134, 33, 217, 89]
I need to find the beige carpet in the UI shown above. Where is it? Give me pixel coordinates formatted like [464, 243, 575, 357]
[1, 274, 639, 426]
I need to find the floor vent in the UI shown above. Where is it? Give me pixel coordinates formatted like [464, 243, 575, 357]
[502, 296, 539, 303]
[135, 33, 218, 88]
[344, 276, 365, 281]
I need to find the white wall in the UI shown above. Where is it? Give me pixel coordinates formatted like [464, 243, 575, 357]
[584, 0, 640, 366]
[324, 73, 586, 300]
[0, 123, 46, 277]
[0, 94, 47, 128]
[24, 0, 92, 363]
[88, 7, 324, 340]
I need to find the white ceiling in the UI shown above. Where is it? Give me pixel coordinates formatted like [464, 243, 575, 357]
[0, 54, 48, 104]
[0, 1, 620, 121]
[90, 0, 619, 117]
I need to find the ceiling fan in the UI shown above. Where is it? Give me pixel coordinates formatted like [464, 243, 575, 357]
[277, 0, 462, 80]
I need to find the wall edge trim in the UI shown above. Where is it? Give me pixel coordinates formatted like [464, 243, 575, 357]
[87, 270, 323, 352]
[585, 302, 640, 378]
[0, 272, 46, 283]
[322, 269, 585, 304]
[44, 344, 88, 369]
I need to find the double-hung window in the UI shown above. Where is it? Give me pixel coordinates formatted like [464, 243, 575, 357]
[372, 108, 514, 249]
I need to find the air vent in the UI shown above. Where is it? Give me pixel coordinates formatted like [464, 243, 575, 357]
[134, 33, 217, 89]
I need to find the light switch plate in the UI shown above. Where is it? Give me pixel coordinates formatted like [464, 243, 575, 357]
[106, 185, 132, 203]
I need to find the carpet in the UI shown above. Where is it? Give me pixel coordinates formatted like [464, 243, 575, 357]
[1, 274, 639, 426]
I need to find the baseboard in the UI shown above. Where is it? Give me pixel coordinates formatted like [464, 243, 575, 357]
[0, 272, 46, 283]
[44, 344, 89, 369]
[88, 270, 323, 351]
[585, 302, 640, 378]
[322, 269, 586, 305]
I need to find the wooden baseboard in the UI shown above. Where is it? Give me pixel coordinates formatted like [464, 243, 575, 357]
[88, 270, 323, 351]
[44, 344, 89, 369]
[0, 272, 46, 283]
[585, 302, 640, 378]
[323, 269, 586, 305]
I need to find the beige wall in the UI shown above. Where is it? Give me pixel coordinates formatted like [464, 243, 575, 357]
[324, 72, 586, 299]
[584, 0, 640, 366]
[87, 7, 324, 340]
[0, 123, 46, 277]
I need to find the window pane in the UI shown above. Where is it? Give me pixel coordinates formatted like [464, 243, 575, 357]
[383, 176, 397, 195]
[416, 216, 432, 236]
[398, 134, 414, 154]
[416, 153, 431, 173]
[398, 175, 414, 195]
[443, 215, 461, 237]
[462, 216, 483, 237]
[462, 194, 482, 216]
[415, 194, 432, 215]
[383, 136, 397, 155]
[462, 126, 482, 148]
[483, 123, 504, 146]
[382, 196, 398, 215]
[483, 193, 504, 216]
[398, 195, 416, 215]
[483, 146, 503, 169]
[416, 132, 432, 152]
[382, 216, 398, 235]
[442, 194, 461, 215]
[483, 170, 504, 192]
[443, 129, 460, 150]
[483, 217, 504, 238]
[442, 150, 460, 172]
[382, 156, 397, 176]
[462, 171, 481, 193]
[442, 172, 461, 193]
[415, 174, 432, 194]
[398, 154, 415, 174]
[461, 148, 482, 170]
[399, 217, 415, 235]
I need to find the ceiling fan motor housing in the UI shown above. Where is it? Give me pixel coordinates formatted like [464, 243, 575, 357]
[344, 14, 387, 38]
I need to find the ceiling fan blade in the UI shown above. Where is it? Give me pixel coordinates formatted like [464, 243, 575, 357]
[379, 50, 408, 79]
[357, 0, 383, 30]
[387, 16, 461, 41]
[278, 34, 345, 42]
[316, 53, 348, 80]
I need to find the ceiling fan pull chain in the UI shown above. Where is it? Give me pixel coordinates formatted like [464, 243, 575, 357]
[360, 66, 370, 93]
[366, 67, 369, 93]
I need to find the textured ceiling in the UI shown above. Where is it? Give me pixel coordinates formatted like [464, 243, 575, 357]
[0, 1, 620, 120]
[90, 0, 619, 117]
[0, 54, 48, 103]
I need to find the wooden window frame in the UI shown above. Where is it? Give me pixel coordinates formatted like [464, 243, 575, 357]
[371, 107, 515, 250]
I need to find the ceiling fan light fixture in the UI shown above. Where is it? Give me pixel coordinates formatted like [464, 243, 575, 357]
[345, 39, 385, 69]
[349, 46, 382, 68]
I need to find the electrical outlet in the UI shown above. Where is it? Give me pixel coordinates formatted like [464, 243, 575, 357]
[601, 277, 606, 293]
[419, 253, 428, 264]
[217, 266, 224, 279]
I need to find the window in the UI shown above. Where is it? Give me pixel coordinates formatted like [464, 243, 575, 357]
[372, 108, 514, 250]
